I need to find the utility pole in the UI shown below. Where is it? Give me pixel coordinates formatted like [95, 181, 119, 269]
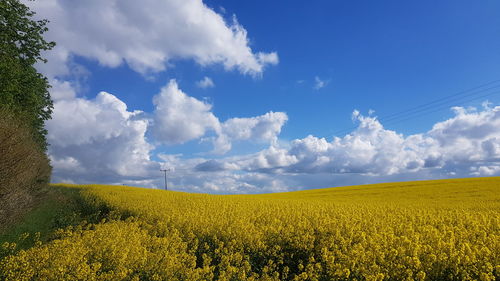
[160, 168, 170, 190]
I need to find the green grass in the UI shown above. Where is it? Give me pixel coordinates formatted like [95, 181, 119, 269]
[0, 185, 84, 251]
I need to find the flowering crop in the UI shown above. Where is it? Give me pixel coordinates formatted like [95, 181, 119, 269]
[1, 177, 499, 280]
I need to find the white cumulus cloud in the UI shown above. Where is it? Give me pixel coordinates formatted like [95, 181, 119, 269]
[47, 92, 159, 184]
[191, 105, 500, 192]
[24, 0, 296, 192]
[47, 80, 290, 188]
[222, 112, 288, 142]
[151, 80, 288, 153]
[25, 0, 278, 78]
[214, 112, 289, 154]
[47, 98, 500, 193]
[152, 80, 220, 145]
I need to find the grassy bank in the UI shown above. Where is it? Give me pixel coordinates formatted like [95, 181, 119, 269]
[0, 185, 84, 252]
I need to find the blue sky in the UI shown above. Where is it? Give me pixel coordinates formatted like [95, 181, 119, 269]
[28, 0, 500, 193]
[82, 0, 500, 136]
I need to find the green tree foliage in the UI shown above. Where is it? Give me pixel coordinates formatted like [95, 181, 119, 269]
[0, 0, 55, 151]
[0, 0, 54, 230]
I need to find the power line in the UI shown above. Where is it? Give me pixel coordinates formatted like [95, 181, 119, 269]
[332, 79, 500, 136]
[380, 79, 500, 121]
[380, 86, 500, 123]
[382, 90, 500, 128]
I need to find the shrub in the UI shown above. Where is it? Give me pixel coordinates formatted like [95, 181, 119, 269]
[0, 109, 51, 230]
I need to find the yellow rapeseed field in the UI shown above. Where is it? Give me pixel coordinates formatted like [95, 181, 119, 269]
[1, 177, 499, 280]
